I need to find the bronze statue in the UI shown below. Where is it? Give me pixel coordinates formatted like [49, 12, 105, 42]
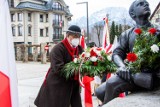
[95, 0, 160, 106]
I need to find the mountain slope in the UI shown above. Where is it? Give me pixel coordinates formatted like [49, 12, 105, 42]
[69, 7, 134, 27]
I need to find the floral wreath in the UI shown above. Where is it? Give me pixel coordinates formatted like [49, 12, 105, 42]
[61, 47, 117, 79]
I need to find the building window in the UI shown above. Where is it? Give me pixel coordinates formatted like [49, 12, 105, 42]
[53, 14, 62, 26]
[40, 14, 43, 22]
[12, 26, 16, 36]
[46, 14, 48, 22]
[18, 26, 22, 36]
[11, 13, 15, 22]
[52, 2, 63, 10]
[28, 13, 31, 21]
[18, 13, 22, 21]
[40, 29, 43, 37]
[28, 42, 32, 54]
[46, 27, 48, 37]
[53, 28, 62, 39]
[28, 26, 31, 36]
[10, 0, 14, 7]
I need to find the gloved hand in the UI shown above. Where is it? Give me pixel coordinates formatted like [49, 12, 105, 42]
[116, 66, 132, 81]
[155, 28, 160, 39]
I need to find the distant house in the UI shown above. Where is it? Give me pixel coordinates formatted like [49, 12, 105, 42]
[8, 0, 72, 47]
[150, 2, 160, 25]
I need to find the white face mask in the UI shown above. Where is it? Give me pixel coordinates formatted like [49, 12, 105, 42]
[71, 38, 80, 47]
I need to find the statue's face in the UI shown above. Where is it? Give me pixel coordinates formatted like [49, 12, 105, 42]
[134, 0, 151, 17]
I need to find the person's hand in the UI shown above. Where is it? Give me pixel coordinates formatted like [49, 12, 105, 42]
[116, 66, 132, 81]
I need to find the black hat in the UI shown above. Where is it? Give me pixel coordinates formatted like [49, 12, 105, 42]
[65, 25, 81, 36]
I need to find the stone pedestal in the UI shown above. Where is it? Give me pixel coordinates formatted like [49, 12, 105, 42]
[102, 88, 160, 107]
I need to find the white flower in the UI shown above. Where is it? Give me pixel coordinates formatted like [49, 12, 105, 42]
[107, 55, 112, 61]
[96, 50, 101, 56]
[90, 56, 97, 62]
[85, 52, 90, 57]
[151, 44, 159, 53]
[73, 58, 78, 63]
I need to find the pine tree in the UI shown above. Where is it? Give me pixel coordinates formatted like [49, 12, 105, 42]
[118, 24, 122, 36]
[115, 25, 119, 36]
[110, 21, 115, 44]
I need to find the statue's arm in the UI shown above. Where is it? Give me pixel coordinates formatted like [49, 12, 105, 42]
[113, 54, 126, 68]
[112, 31, 131, 81]
[112, 31, 129, 67]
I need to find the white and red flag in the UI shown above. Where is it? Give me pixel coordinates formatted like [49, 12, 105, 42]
[79, 29, 94, 107]
[59, 20, 63, 27]
[80, 29, 87, 49]
[0, 0, 19, 107]
[102, 17, 110, 49]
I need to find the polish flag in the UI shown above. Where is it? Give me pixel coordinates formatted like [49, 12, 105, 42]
[105, 44, 112, 54]
[102, 17, 110, 48]
[0, 0, 19, 107]
[79, 29, 93, 107]
[59, 21, 63, 27]
[80, 29, 87, 49]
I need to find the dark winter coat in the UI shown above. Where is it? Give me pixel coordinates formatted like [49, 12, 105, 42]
[34, 42, 83, 107]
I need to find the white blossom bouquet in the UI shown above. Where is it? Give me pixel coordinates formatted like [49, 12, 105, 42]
[62, 47, 116, 79]
[125, 28, 160, 73]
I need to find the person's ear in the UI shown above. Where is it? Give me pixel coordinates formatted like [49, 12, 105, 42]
[130, 12, 136, 19]
[66, 33, 70, 37]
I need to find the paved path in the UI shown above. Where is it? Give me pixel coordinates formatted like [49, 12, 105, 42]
[17, 62, 99, 107]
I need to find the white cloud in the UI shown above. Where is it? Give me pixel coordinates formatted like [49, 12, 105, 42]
[64, 0, 159, 19]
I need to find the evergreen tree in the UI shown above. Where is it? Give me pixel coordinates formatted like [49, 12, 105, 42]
[115, 25, 119, 36]
[118, 24, 122, 36]
[110, 21, 116, 44]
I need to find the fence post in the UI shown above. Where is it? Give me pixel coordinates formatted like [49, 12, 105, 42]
[41, 43, 47, 64]
[33, 46, 38, 62]
[22, 44, 28, 62]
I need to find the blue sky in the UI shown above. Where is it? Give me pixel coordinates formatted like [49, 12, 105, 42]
[64, 0, 159, 19]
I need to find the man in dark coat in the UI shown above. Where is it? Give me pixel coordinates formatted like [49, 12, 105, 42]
[95, 0, 160, 106]
[34, 25, 83, 107]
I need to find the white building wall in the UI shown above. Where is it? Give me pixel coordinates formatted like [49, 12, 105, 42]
[48, 12, 54, 42]
[33, 12, 39, 44]
[37, 12, 50, 44]
[63, 16, 69, 38]
[23, 11, 28, 44]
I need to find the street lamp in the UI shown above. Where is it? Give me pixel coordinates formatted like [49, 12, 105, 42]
[77, 2, 89, 44]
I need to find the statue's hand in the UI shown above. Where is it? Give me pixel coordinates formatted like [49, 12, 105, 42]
[116, 66, 132, 81]
[155, 28, 160, 37]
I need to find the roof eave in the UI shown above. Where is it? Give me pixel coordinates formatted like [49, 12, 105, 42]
[150, 2, 160, 20]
